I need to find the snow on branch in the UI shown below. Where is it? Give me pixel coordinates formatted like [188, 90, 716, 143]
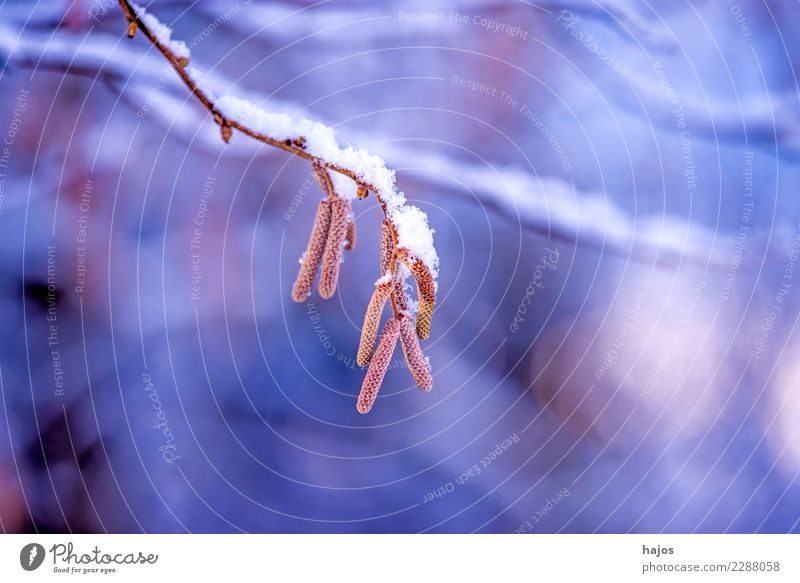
[0, 19, 728, 268]
[123, 1, 438, 271]
[130, 2, 190, 63]
[0, 3, 442, 413]
[118, 1, 440, 412]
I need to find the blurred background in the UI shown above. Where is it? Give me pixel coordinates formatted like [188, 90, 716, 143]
[1, 0, 799, 533]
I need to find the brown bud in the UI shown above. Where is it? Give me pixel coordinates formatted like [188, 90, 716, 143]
[357, 318, 400, 414]
[220, 123, 232, 144]
[379, 219, 393, 275]
[127, 21, 138, 38]
[174, 56, 189, 68]
[357, 184, 369, 199]
[318, 197, 348, 298]
[357, 283, 391, 367]
[398, 315, 432, 391]
[291, 199, 332, 302]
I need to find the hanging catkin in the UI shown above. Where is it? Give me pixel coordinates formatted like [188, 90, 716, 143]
[357, 318, 400, 414]
[119, 1, 440, 414]
[416, 299, 433, 340]
[291, 199, 332, 302]
[397, 249, 436, 339]
[357, 282, 392, 367]
[318, 197, 349, 299]
[398, 315, 432, 391]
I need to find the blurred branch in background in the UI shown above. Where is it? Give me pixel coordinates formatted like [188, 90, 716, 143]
[0, 18, 731, 268]
[2, 0, 800, 535]
[91, 0, 679, 51]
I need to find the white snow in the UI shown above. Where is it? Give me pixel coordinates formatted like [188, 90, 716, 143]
[1, 21, 735, 270]
[374, 272, 392, 286]
[209, 83, 439, 278]
[405, 294, 419, 316]
[329, 170, 357, 200]
[207, 79, 440, 279]
[131, 3, 190, 62]
[392, 206, 438, 277]
[215, 94, 296, 140]
[126, 5, 440, 280]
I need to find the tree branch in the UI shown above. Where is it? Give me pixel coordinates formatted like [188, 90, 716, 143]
[115, 0, 440, 412]
[0, 19, 732, 268]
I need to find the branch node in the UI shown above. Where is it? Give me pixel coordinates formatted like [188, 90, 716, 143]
[212, 114, 232, 143]
[220, 123, 232, 144]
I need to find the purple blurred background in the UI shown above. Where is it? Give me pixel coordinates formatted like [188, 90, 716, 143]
[1, 0, 799, 533]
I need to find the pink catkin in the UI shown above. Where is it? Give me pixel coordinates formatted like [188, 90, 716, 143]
[318, 197, 349, 298]
[406, 253, 435, 304]
[398, 315, 432, 391]
[397, 249, 436, 339]
[357, 318, 400, 414]
[357, 283, 391, 367]
[291, 199, 332, 302]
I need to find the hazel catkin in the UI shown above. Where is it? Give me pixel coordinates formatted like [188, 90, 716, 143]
[357, 318, 400, 414]
[398, 315, 432, 391]
[357, 282, 392, 367]
[291, 199, 332, 302]
[318, 197, 349, 299]
[397, 248, 436, 339]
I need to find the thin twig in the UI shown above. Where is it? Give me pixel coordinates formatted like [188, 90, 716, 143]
[117, 0, 383, 198]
